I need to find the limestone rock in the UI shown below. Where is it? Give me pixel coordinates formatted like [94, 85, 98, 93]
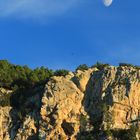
[1, 65, 140, 139]
[72, 68, 97, 92]
[39, 76, 87, 140]
[0, 107, 11, 140]
[84, 66, 140, 130]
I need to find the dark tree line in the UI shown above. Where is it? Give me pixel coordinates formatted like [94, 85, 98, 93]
[0, 60, 73, 90]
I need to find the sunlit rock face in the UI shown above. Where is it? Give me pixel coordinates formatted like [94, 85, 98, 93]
[84, 66, 140, 130]
[72, 68, 97, 92]
[39, 76, 86, 140]
[1, 65, 140, 139]
[0, 88, 12, 140]
[0, 107, 11, 140]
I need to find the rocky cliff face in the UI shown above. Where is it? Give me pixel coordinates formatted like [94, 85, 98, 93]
[84, 66, 140, 130]
[1, 65, 140, 139]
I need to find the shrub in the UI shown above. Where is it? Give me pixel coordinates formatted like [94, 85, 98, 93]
[122, 125, 138, 140]
[0, 93, 11, 106]
[0, 60, 53, 89]
[54, 69, 69, 77]
[91, 62, 109, 70]
[112, 125, 138, 140]
[76, 64, 89, 71]
[119, 63, 134, 67]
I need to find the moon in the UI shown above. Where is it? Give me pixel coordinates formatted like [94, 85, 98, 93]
[103, 0, 113, 7]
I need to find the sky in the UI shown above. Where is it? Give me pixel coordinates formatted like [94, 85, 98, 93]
[0, 0, 140, 70]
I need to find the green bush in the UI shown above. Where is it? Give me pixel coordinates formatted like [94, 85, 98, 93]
[0, 60, 53, 89]
[76, 64, 89, 71]
[0, 93, 11, 106]
[122, 125, 138, 140]
[54, 69, 69, 77]
[111, 125, 138, 140]
[119, 63, 134, 67]
[91, 62, 109, 70]
[119, 63, 140, 70]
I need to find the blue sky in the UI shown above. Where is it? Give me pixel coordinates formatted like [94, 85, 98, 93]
[0, 0, 140, 70]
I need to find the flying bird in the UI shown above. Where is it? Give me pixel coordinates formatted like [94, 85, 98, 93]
[103, 0, 113, 7]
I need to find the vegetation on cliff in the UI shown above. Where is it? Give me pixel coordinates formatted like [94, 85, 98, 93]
[0, 60, 53, 89]
[0, 60, 111, 90]
[0, 60, 71, 90]
[1, 60, 140, 139]
[0, 60, 70, 107]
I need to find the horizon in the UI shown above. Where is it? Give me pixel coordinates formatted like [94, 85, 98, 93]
[0, 0, 140, 70]
[1, 59, 140, 71]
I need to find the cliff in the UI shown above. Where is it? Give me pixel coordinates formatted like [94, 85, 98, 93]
[1, 65, 140, 140]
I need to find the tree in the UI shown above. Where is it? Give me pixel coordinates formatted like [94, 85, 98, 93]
[76, 64, 89, 71]
[91, 62, 109, 70]
[54, 69, 69, 77]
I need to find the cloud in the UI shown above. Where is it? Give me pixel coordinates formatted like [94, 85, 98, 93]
[0, 0, 79, 18]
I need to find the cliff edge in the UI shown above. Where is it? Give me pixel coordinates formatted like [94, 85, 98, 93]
[1, 64, 140, 139]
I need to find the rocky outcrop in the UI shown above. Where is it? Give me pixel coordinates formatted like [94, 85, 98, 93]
[39, 76, 86, 140]
[84, 66, 140, 130]
[1, 65, 140, 139]
[0, 87, 43, 140]
[72, 68, 97, 92]
[0, 88, 12, 140]
[0, 107, 11, 140]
